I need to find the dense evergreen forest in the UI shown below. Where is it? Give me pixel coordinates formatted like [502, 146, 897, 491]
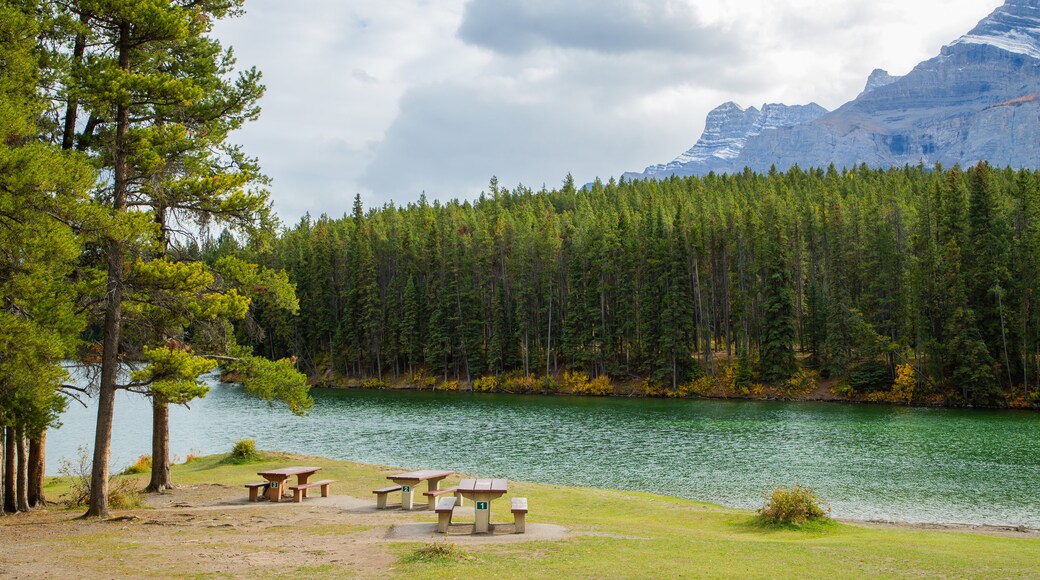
[216, 165, 1040, 408]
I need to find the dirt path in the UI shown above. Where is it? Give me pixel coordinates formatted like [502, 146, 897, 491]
[0, 484, 568, 579]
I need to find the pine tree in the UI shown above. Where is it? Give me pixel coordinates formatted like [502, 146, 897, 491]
[760, 220, 797, 384]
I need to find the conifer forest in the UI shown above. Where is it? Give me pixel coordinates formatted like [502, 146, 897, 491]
[220, 165, 1040, 408]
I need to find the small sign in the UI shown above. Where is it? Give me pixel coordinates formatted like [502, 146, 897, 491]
[270, 481, 278, 488]
[402, 485, 411, 492]
[476, 501, 489, 510]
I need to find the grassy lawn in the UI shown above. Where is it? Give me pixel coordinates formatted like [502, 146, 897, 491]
[27, 452, 1040, 579]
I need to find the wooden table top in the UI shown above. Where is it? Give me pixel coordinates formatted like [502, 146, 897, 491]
[457, 478, 508, 493]
[388, 469, 453, 482]
[258, 466, 321, 477]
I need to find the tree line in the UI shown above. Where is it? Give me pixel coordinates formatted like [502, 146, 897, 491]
[1, 0, 307, 518]
[228, 165, 1039, 408]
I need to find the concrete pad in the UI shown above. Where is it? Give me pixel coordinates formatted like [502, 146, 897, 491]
[383, 522, 569, 543]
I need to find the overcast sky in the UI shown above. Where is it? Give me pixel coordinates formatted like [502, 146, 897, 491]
[213, 0, 1005, 223]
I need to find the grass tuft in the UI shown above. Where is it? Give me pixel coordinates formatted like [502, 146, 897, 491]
[402, 541, 473, 564]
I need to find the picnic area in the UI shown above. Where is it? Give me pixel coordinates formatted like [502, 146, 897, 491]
[2, 450, 1039, 579]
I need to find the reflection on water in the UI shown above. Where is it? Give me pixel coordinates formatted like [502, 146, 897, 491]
[51, 375, 1040, 526]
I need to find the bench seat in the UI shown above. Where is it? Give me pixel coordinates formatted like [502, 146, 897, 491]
[511, 497, 529, 533]
[288, 479, 334, 502]
[245, 481, 270, 502]
[422, 486, 464, 508]
[435, 496, 457, 533]
[373, 484, 402, 509]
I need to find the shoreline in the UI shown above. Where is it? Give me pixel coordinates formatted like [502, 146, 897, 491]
[304, 377, 1039, 411]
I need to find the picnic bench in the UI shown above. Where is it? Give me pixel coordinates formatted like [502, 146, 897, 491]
[372, 485, 402, 509]
[254, 466, 322, 502]
[384, 470, 454, 510]
[511, 497, 529, 534]
[422, 486, 464, 509]
[289, 479, 335, 503]
[244, 481, 269, 502]
[435, 496, 457, 533]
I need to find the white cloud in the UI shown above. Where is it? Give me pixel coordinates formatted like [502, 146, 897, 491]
[213, 0, 1006, 221]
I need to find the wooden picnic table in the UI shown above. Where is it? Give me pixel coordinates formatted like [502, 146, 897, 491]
[257, 466, 321, 502]
[387, 469, 453, 510]
[456, 478, 508, 534]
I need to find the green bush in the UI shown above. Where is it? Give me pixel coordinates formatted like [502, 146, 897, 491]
[759, 483, 830, 525]
[223, 439, 261, 464]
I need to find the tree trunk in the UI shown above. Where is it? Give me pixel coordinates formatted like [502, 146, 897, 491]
[86, 20, 131, 519]
[61, 12, 89, 151]
[4, 426, 15, 513]
[28, 430, 45, 507]
[146, 397, 173, 492]
[1, 426, 6, 515]
[16, 429, 29, 512]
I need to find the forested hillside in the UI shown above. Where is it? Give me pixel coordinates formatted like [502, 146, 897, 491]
[218, 164, 1039, 407]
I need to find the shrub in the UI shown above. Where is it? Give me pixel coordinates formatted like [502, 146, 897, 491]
[121, 454, 152, 475]
[407, 370, 437, 390]
[679, 376, 716, 398]
[59, 446, 143, 509]
[891, 363, 916, 404]
[759, 483, 831, 525]
[361, 378, 389, 389]
[643, 380, 671, 398]
[436, 380, 459, 392]
[223, 439, 260, 464]
[472, 375, 498, 392]
[782, 369, 820, 398]
[568, 372, 614, 396]
[540, 375, 562, 394]
[503, 374, 539, 393]
[831, 381, 855, 398]
[183, 448, 202, 464]
[562, 370, 589, 393]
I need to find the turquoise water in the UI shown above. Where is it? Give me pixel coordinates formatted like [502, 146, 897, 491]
[50, 375, 1040, 526]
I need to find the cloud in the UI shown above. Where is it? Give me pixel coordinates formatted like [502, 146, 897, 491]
[210, 0, 1006, 222]
[457, 0, 738, 56]
[357, 81, 715, 200]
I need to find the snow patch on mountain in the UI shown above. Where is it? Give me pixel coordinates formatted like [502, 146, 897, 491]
[950, 0, 1040, 59]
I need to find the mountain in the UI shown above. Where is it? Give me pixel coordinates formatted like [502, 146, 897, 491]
[625, 0, 1040, 180]
[624, 102, 828, 180]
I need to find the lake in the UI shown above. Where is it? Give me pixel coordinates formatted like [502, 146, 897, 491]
[49, 374, 1040, 527]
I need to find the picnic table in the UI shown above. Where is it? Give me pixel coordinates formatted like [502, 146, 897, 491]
[257, 466, 321, 502]
[456, 478, 508, 534]
[387, 469, 453, 510]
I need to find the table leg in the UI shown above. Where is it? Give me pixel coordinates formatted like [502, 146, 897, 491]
[297, 473, 312, 498]
[474, 493, 491, 533]
[401, 484, 415, 510]
[268, 478, 282, 502]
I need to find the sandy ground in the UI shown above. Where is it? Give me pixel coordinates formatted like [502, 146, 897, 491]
[0, 484, 569, 579]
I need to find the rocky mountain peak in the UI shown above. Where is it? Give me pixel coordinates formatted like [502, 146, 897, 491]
[949, 0, 1040, 58]
[858, 69, 900, 97]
